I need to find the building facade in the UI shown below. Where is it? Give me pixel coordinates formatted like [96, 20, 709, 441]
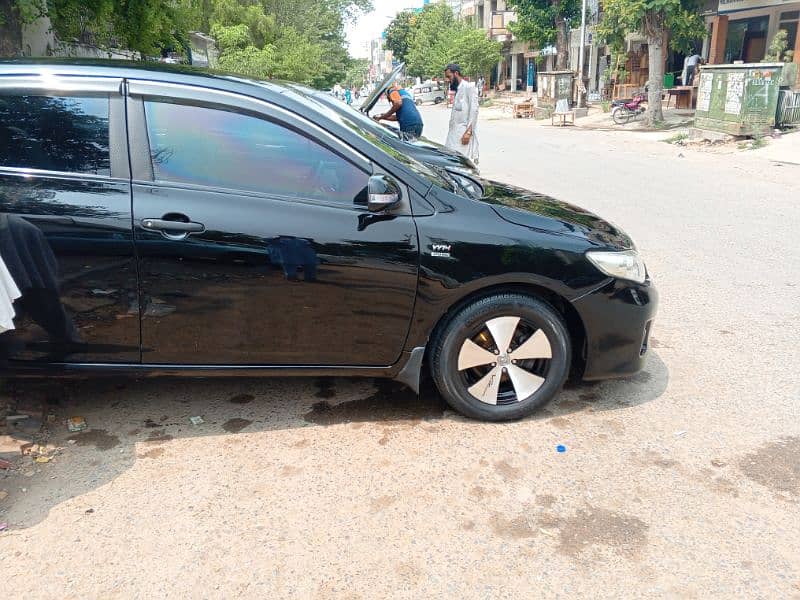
[706, 0, 800, 65]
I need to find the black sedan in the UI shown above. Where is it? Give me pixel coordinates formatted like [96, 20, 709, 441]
[0, 60, 657, 421]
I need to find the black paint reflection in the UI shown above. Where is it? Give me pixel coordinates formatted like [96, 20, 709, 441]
[267, 237, 318, 282]
[0, 215, 82, 357]
[0, 96, 110, 175]
[0, 173, 139, 363]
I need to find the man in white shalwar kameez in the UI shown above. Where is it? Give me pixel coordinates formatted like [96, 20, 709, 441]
[444, 63, 479, 164]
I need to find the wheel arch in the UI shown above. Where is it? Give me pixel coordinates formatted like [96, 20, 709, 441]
[424, 282, 587, 380]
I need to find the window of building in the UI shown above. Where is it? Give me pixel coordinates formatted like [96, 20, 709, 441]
[143, 100, 369, 205]
[0, 95, 110, 176]
[779, 11, 799, 59]
[725, 16, 769, 62]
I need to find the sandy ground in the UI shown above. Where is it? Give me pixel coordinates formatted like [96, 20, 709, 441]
[0, 102, 798, 599]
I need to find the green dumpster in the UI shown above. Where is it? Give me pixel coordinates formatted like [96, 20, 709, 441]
[663, 73, 675, 89]
[694, 62, 785, 136]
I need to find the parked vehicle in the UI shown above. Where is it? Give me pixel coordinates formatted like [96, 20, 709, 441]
[287, 82, 480, 183]
[411, 81, 445, 105]
[612, 93, 647, 125]
[0, 60, 657, 421]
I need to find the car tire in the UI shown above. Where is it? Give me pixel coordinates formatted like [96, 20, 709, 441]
[430, 294, 571, 421]
[415, 99, 422, 106]
[434, 97, 443, 104]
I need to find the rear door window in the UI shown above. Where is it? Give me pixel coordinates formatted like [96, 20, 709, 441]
[143, 100, 369, 205]
[0, 95, 110, 175]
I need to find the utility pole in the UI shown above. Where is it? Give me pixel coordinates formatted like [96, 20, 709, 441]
[577, 0, 587, 108]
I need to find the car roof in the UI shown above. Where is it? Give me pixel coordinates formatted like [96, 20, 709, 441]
[0, 58, 317, 115]
[0, 59, 435, 196]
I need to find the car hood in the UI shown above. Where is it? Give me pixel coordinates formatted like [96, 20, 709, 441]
[360, 62, 404, 115]
[479, 181, 633, 249]
[402, 137, 479, 174]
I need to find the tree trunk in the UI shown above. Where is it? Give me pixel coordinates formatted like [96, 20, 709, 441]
[555, 17, 568, 70]
[0, 0, 23, 57]
[644, 12, 665, 127]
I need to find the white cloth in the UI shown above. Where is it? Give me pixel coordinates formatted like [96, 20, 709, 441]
[445, 80, 480, 164]
[0, 254, 20, 333]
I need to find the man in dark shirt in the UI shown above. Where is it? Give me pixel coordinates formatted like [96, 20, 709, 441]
[373, 84, 424, 141]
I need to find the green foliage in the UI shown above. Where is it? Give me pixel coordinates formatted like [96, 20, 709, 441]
[506, 0, 580, 48]
[451, 27, 503, 78]
[218, 44, 274, 78]
[597, 0, 705, 126]
[210, 23, 250, 51]
[596, 0, 704, 53]
[4, 0, 371, 88]
[401, 3, 501, 79]
[384, 10, 414, 63]
[406, 3, 456, 78]
[663, 132, 688, 143]
[271, 26, 324, 84]
[344, 58, 370, 88]
[764, 29, 789, 62]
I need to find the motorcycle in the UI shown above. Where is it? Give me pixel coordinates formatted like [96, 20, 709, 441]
[611, 93, 647, 125]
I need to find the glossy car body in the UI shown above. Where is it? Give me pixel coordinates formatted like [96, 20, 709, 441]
[0, 60, 657, 397]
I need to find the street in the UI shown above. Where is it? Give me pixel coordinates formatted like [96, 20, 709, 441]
[1, 105, 799, 598]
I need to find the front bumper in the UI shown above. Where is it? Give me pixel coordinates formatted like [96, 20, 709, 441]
[572, 278, 658, 380]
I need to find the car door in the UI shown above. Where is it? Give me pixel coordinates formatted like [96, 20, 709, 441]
[126, 81, 419, 366]
[0, 75, 139, 364]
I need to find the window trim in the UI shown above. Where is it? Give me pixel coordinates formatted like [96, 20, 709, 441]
[127, 92, 376, 209]
[0, 76, 128, 179]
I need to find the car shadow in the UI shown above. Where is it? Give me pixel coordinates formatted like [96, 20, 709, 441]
[0, 351, 668, 530]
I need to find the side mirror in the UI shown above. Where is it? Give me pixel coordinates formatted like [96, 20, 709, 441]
[367, 174, 401, 212]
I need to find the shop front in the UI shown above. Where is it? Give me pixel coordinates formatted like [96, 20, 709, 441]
[708, 0, 800, 65]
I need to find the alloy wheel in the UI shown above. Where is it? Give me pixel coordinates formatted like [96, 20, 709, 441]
[457, 316, 552, 406]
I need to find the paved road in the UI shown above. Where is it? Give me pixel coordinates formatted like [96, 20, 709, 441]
[1, 105, 798, 598]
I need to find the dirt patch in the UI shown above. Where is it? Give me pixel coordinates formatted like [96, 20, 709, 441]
[579, 392, 599, 402]
[470, 485, 501, 500]
[67, 429, 120, 451]
[494, 459, 522, 481]
[541, 505, 649, 560]
[738, 436, 799, 497]
[223, 418, 252, 434]
[537, 494, 557, 508]
[291, 439, 311, 449]
[370, 495, 397, 511]
[711, 476, 740, 498]
[549, 416, 572, 429]
[229, 394, 254, 405]
[138, 447, 164, 459]
[144, 419, 162, 428]
[281, 465, 302, 477]
[490, 512, 538, 539]
[640, 450, 679, 470]
[303, 380, 444, 426]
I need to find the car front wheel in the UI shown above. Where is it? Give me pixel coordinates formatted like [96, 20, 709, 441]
[431, 294, 571, 421]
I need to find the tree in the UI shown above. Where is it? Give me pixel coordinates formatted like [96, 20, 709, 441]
[597, 0, 705, 126]
[344, 57, 370, 88]
[452, 27, 503, 80]
[384, 10, 414, 64]
[387, 3, 501, 80]
[405, 3, 457, 78]
[506, 0, 580, 70]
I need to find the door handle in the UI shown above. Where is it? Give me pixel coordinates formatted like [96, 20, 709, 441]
[141, 218, 204, 233]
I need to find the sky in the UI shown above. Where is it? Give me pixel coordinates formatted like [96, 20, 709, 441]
[345, 0, 427, 59]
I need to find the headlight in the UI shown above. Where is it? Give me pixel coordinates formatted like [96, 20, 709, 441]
[586, 250, 647, 284]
